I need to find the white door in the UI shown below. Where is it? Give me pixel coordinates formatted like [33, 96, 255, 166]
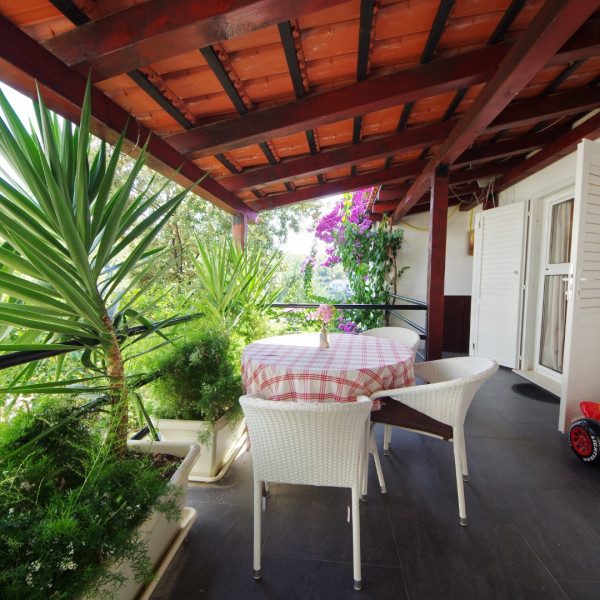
[559, 139, 600, 432]
[470, 201, 529, 368]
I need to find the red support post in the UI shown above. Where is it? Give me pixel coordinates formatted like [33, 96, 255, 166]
[427, 163, 449, 361]
[232, 213, 248, 249]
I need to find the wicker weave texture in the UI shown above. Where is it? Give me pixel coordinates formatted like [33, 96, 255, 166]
[371, 357, 498, 428]
[362, 326, 420, 351]
[240, 395, 372, 488]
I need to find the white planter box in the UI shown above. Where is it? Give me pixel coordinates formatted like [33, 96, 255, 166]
[87, 440, 200, 600]
[156, 415, 246, 482]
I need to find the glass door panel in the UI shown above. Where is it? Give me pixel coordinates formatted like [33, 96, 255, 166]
[537, 198, 573, 375]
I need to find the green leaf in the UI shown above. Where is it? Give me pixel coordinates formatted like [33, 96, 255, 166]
[74, 77, 92, 250]
[0, 343, 81, 351]
[0, 305, 96, 337]
[0, 271, 75, 312]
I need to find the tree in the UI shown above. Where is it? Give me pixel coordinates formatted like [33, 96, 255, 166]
[0, 81, 191, 455]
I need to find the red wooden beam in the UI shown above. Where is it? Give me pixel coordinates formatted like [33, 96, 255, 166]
[427, 164, 449, 361]
[450, 159, 522, 186]
[220, 121, 456, 192]
[167, 43, 510, 158]
[454, 129, 557, 168]
[487, 87, 600, 133]
[254, 129, 552, 211]
[378, 187, 406, 201]
[392, 0, 600, 223]
[371, 201, 403, 214]
[41, 0, 350, 82]
[496, 110, 600, 191]
[0, 15, 257, 220]
[222, 96, 585, 193]
[547, 12, 600, 64]
[246, 162, 426, 211]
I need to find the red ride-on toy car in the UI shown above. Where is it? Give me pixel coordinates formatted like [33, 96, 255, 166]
[569, 402, 600, 463]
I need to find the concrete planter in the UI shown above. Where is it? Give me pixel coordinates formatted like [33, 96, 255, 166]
[156, 415, 246, 482]
[88, 440, 200, 600]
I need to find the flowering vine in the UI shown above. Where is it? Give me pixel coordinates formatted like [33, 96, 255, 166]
[311, 188, 407, 331]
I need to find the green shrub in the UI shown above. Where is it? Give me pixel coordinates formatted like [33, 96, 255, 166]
[0, 398, 179, 600]
[143, 326, 243, 426]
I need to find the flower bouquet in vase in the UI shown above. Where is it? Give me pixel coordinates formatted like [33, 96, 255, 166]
[307, 304, 335, 348]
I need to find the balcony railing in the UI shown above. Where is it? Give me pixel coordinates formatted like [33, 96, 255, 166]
[0, 297, 428, 371]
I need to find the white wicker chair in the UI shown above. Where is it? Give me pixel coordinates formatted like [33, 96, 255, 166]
[240, 395, 373, 590]
[361, 326, 421, 452]
[366, 357, 498, 525]
[361, 326, 421, 351]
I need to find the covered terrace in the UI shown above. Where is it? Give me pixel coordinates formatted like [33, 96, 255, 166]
[3, 0, 600, 360]
[1, 1, 600, 599]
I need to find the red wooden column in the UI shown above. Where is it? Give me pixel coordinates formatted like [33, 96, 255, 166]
[232, 213, 247, 249]
[426, 163, 449, 361]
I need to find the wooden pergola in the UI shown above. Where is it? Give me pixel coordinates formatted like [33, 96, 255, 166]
[1, 0, 600, 358]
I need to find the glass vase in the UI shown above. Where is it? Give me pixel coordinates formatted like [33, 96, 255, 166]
[319, 324, 329, 348]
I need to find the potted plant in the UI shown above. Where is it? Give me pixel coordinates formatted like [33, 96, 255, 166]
[140, 324, 245, 481]
[0, 80, 200, 598]
[135, 236, 282, 481]
[0, 396, 200, 600]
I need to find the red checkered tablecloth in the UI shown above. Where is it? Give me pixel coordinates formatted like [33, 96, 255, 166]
[241, 332, 415, 407]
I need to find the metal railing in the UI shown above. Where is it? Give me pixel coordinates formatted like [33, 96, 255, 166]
[272, 296, 428, 353]
[0, 297, 429, 371]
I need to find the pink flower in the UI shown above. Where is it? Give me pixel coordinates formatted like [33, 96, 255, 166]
[306, 304, 335, 325]
[317, 304, 334, 324]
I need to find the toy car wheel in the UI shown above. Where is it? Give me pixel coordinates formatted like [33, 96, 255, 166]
[569, 419, 600, 463]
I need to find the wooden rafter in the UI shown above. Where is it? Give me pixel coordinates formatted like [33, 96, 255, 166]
[278, 20, 307, 99]
[49, 0, 200, 132]
[0, 15, 257, 220]
[166, 21, 600, 161]
[496, 110, 600, 191]
[246, 162, 427, 211]
[41, 0, 351, 82]
[392, 0, 600, 221]
[220, 113, 564, 193]
[200, 45, 252, 115]
[454, 129, 558, 168]
[167, 43, 510, 158]
[220, 121, 455, 191]
[488, 87, 600, 133]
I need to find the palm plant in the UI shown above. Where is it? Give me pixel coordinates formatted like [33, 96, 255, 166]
[0, 80, 192, 455]
[189, 236, 282, 331]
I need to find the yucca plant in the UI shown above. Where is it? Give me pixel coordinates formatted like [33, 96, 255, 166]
[189, 236, 282, 331]
[0, 80, 193, 455]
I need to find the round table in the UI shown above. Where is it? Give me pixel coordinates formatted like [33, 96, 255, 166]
[241, 332, 415, 406]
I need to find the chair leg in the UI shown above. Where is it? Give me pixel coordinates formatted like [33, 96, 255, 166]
[452, 442, 467, 526]
[458, 434, 469, 482]
[383, 424, 392, 455]
[351, 486, 362, 590]
[361, 420, 370, 500]
[370, 423, 387, 494]
[253, 478, 262, 579]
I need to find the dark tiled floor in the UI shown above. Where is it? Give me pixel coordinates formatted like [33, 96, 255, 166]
[150, 366, 600, 600]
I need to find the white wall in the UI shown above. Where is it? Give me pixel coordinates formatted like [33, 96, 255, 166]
[390, 205, 480, 331]
[497, 153, 576, 207]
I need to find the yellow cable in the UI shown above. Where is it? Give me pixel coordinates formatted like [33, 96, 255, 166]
[398, 203, 460, 232]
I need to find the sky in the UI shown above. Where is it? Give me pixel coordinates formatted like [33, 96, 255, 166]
[0, 83, 37, 181]
[0, 83, 35, 124]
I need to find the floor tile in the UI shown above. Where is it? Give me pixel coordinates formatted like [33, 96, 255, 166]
[148, 364, 600, 600]
[391, 517, 568, 600]
[249, 557, 409, 600]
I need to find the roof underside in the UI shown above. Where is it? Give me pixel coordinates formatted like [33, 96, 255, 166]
[1, 0, 600, 222]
